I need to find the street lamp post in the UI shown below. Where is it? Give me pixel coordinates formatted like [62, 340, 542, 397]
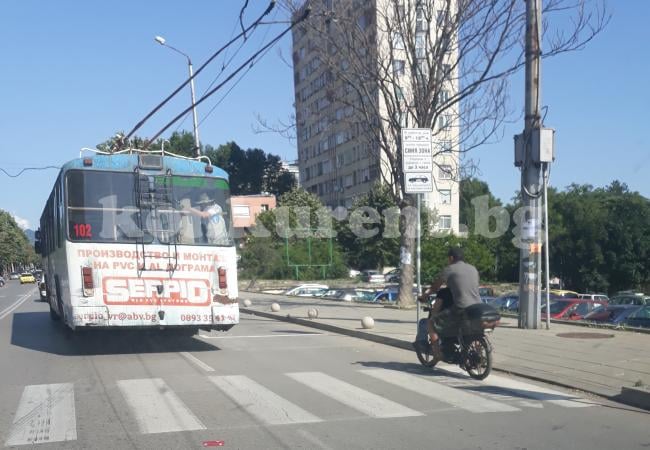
[154, 35, 201, 156]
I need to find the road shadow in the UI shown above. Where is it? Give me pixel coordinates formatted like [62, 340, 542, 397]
[352, 360, 594, 404]
[10, 312, 220, 356]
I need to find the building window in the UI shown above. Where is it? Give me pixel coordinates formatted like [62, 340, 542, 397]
[439, 189, 451, 204]
[440, 140, 452, 153]
[438, 215, 452, 230]
[392, 32, 405, 50]
[393, 60, 405, 77]
[439, 165, 453, 180]
[233, 205, 250, 218]
[416, 7, 427, 32]
[260, 204, 269, 212]
[439, 90, 450, 103]
[415, 33, 426, 58]
[438, 114, 451, 130]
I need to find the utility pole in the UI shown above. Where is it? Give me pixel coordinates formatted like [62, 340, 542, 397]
[515, 0, 554, 329]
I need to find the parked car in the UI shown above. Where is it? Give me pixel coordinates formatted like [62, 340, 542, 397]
[19, 272, 36, 284]
[583, 305, 641, 325]
[372, 286, 419, 303]
[479, 286, 496, 304]
[624, 305, 650, 329]
[609, 294, 649, 306]
[0, 276, 4, 287]
[8, 273, 19, 280]
[360, 270, 385, 283]
[324, 288, 377, 302]
[578, 293, 609, 303]
[384, 268, 401, 283]
[489, 292, 519, 311]
[284, 284, 329, 297]
[549, 289, 580, 298]
[541, 299, 607, 320]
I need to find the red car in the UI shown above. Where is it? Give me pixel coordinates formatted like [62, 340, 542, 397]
[541, 299, 608, 320]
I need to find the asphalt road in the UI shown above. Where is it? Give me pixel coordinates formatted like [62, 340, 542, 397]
[0, 282, 648, 450]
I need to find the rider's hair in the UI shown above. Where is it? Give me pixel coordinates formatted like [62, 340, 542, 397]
[448, 247, 464, 261]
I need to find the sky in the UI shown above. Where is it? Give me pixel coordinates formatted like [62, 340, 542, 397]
[0, 0, 648, 230]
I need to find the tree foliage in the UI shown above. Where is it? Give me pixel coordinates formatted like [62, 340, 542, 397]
[0, 211, 38, 273]
[240, 188, 348, 280]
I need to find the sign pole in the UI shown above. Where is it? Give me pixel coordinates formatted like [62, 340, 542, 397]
[416, 193, 421, 328]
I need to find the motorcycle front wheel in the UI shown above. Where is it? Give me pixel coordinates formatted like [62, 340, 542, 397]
[463, 336, 492, 380]
[415, 335, 439, 367]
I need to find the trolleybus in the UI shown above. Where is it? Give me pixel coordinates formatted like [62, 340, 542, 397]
[35, 149, 239, 333]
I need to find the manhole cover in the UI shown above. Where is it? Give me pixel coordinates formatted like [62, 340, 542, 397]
[556, 332, 614, 339]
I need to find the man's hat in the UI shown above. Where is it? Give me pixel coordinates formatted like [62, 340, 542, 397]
[196, 193, 214, 205]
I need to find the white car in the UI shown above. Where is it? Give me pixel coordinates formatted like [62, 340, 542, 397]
[284, 284, 329, 297]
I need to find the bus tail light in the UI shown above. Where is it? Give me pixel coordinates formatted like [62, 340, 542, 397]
[218, 267, 227, 290]
[82, 267, 94, 296]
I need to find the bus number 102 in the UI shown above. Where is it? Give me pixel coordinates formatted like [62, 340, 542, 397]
[73, 223, 92, 238]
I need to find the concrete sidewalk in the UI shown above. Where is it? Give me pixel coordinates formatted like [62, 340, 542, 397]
[239, 292, 650, 406]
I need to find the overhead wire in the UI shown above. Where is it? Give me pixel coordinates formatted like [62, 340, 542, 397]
[122, 0, 277, 145]
[0, 166, 60, 178]
[197, 7, 279, 127]
[173, 2, 259, 133]
[142, 6, 311, 149]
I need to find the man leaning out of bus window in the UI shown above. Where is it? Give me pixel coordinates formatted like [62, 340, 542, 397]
[181, 193, 228, 244]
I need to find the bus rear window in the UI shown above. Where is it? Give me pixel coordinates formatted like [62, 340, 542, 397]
[65, 170, 233, 246]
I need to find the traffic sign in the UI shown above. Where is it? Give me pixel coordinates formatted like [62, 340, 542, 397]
[401, 128, 432, 172]
[405, 172, 433, 193]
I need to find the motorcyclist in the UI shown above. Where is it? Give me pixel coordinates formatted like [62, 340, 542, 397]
[414, 247, 481, 361]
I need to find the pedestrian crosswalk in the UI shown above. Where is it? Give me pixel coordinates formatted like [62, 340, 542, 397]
[3, 367, 595, 447]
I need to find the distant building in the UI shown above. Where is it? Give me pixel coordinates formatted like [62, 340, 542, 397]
[282, 160, 300, 187]
[291, 0, 460, 234]
[230, 194, 277, 242]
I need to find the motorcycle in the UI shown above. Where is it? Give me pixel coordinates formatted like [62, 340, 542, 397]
[415, 298, 500, 380]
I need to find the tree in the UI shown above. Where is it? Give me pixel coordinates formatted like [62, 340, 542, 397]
[547, 182, 650, 294]
[0, 211, 38, 273]
[459, 177, 502, 233]
[335, 183, 401, 270]
[241, 188, 348, 280]
[283, 0, 607, 307]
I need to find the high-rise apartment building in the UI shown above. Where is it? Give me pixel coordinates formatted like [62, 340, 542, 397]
[292, 0, 460, 233]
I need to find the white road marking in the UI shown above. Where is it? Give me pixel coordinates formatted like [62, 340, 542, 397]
[0, 290, 35, 321]
[5, 383, 77, 446]
[199, 333, 324, 339]
[180, 352, 215, 372]
[117, 378, 206, 434]
[287, 372, 423, 418]
[438, 365, 594, 407]
[209, 375, 321, 425]
[361, 369, 520, 413]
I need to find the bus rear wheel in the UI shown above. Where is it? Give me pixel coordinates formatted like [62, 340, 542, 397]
[49, 301, 60, 321]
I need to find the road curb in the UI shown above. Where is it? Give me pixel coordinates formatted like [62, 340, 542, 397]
[240, 308, 412, 351]
[239, 307, 648, 410]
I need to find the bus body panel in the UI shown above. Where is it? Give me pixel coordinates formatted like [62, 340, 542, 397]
[64, 242, 239, 329]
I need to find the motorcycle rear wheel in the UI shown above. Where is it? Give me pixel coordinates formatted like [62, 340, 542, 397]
[463, 336, 492, 380]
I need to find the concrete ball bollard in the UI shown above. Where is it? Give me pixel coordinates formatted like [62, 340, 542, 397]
[361, 316, 375, 329]
[271, 303, 281, 312]
[243, 299, 252, 307]
[307, 308, 319, 319]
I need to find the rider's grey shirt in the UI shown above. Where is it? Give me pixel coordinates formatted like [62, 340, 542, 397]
[439, 261, 481, 309]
